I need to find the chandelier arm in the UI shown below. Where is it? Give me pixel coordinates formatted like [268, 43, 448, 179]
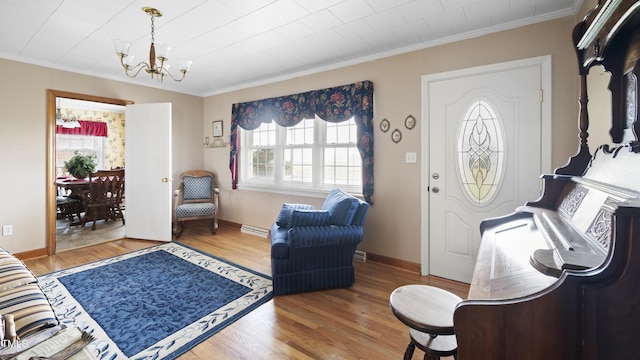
[162, 68, 187, 82]
[122, 60, 152, 79]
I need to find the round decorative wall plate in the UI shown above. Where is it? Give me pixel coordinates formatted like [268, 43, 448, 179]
[405, 115, 416, 130]
[391, 129, 402, 143]
[380, 118, 390, 132]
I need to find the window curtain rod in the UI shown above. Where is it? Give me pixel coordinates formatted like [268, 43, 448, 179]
[230, 80, 374, 204]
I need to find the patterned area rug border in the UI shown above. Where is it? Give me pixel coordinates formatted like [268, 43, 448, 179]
[38, 242, 273, 359]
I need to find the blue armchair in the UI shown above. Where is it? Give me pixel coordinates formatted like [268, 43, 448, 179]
[270, 189, 370, 295]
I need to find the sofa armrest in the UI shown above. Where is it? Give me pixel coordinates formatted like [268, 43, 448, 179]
[287, 225, 363, 248]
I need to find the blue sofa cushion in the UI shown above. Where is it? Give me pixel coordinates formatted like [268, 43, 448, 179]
[276, 203, 314, 228]
[289, 210, 331, 228]
[321, 189, 360, 225]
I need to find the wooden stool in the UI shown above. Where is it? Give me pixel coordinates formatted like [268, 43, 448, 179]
[389, 285, 461, 360]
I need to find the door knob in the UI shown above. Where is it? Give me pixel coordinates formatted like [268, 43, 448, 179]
[432, 173, 439, 179]
[432, 187, 439, 193]
[161, 177, 168, 183]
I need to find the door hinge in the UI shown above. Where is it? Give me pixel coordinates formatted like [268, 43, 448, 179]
[539, 89, 543, 103]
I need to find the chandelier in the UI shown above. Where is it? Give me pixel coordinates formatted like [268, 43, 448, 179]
[112, 7, 192, 83]
[56, 100, 80, 128]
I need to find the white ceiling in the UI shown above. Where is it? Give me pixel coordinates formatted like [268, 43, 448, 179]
[1, 0, 582, 97]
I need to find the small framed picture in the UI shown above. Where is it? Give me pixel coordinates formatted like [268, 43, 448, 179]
[405, 115, 416, 130]
[212, 120, 223, 137]
[392, 129, 402, 143]
[380, 118, 390, 133]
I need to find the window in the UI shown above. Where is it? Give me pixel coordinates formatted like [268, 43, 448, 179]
[240, 117, 362, 195]
[56, 134, 104, 176]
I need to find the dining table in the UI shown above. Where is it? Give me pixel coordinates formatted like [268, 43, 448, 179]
[56, 176, 90, 199]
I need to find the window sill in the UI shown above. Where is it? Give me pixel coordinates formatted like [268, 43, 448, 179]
[237, 183, 363, 200]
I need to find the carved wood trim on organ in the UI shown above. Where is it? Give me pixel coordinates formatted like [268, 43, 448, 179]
[585, 198, 614, 251]
[558, 184, 588, 218]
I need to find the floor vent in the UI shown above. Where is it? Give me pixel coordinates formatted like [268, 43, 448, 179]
[354, 250, 367, 262]
[240, 225, 270, 238]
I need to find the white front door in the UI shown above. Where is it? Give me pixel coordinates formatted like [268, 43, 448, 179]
[421, 56, 551, 283]
[125, 103, 173, 242]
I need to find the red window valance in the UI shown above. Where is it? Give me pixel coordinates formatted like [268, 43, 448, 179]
[56, 120, 108, 137]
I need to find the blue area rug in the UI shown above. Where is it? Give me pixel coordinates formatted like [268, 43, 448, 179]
[38, 242, 273, 359]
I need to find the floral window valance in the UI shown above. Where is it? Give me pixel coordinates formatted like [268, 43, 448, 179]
[56, 120, 108, 137]
[230, 80, 374, 203]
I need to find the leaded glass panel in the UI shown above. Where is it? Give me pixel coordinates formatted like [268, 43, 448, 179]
[456, 100, 504, 205]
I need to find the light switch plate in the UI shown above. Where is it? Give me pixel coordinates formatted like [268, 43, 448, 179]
[405, 152, 417, 163]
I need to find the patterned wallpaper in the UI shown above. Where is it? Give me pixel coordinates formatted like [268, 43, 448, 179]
[65, 108, 126, 169]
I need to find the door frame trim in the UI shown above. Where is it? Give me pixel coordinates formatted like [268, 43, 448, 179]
[46, 90, 133, 255]
[419, 55, 552, 276]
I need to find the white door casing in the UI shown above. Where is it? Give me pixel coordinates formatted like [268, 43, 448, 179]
[125, 103, 173, 242]
[421, 56, 552, 283]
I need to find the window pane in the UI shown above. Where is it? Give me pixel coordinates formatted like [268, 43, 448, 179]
[253, 122, 276, 146]
[457, 100, 504, 205]
[283, 148, 312, 183]
[286, 118, 314, 145]
[250, 149, 274, 178]
[327, 118, 356, 144]
[324, 146, 361, 186]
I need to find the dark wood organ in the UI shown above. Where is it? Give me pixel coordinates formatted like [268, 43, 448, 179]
[453, 1, 640, 359]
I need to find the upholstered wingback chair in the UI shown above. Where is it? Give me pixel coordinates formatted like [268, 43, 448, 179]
[270, 188, 369, 295]
[174, 170, 219, 237]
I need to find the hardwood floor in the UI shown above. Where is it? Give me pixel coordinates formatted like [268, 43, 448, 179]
[24, 221, 469, 360]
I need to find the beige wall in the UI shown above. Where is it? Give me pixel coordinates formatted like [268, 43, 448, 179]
[204, 16, 581, 264]
[0, 59, 203, 253]
[1, 14, 588, 266]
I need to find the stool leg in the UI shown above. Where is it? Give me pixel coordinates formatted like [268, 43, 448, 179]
[403, 340, 416, 360]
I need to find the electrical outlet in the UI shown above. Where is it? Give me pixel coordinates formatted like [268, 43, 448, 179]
[405, 152, 417, 163]
[2, 225, 12, 236]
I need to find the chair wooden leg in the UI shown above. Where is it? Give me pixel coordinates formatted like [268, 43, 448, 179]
[404, 340, 416, 360]
[210, 219, 216, 234]
[175, 221, 184, 238]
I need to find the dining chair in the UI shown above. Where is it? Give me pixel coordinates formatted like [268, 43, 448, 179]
[56, 185, 81, 223]
[81, 169, 125, 230]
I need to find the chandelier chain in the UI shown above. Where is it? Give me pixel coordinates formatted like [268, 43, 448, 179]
[150, 15, 155, 45]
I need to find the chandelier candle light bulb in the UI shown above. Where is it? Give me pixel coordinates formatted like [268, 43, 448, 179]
[112, 7, 191, 83]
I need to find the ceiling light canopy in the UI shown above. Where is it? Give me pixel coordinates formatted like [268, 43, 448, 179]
[112, 7, 192, 83]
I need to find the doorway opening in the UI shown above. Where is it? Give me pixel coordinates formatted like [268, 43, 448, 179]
[46, 90, 133, 255]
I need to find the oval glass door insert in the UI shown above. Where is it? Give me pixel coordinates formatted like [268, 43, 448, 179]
[456, 100, 504, 205]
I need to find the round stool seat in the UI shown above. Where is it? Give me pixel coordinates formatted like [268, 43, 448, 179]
[389, 284, 462, 335]
[410, 328, 457, 357]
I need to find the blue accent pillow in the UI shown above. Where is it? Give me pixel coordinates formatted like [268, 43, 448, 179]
[183, 176, 212, 200]
[321, 189, 360, 225]
[288, 210, 331, 228]
[276, 203, 314, 228]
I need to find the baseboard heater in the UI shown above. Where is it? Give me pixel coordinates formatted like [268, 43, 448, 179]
[354, 250, 367, 262]
[240, 224, 270, 238]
